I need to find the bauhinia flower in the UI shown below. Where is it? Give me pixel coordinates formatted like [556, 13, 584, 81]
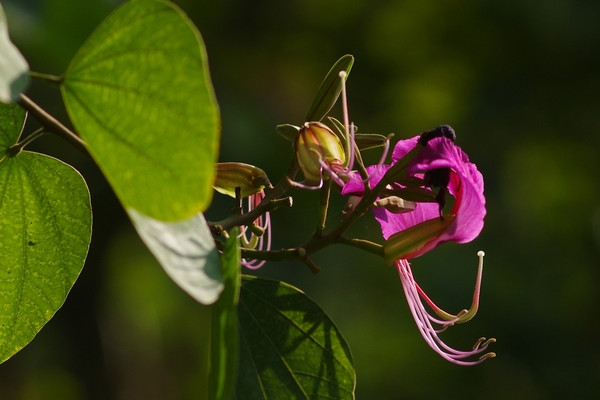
[343, 126, 495, 365]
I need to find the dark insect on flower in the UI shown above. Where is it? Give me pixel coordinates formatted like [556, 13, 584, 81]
[418, 125, 456, 219]
[418, 124, 456, 146]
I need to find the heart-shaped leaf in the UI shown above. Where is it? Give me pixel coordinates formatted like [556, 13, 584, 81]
[61, 0, 219, 221]
[237, 276, 356, 399]
[0, 104, 91, 363]
[127, 208, 223, 305]
[0, 4, 29, 103]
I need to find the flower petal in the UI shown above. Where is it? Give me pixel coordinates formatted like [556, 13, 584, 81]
[341, 164, 389, 195]
[391, 136, 419, 163]
[409, 137, 486, 245]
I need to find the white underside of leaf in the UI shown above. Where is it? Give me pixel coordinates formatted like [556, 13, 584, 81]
[128, 208, 223, 305]
[0, 6, 29, 103]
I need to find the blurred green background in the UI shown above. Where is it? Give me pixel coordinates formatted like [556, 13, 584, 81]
[2, 0, 600, 399]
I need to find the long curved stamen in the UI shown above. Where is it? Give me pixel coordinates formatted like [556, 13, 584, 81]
[240, 192, 272, 269]
[339, 71, 353, 170]
[416, 251, 486, 324]
[287, 175, 324, 190]
[376, 135, 391, 167]
[347, 122, 356, 171]
[397, 259, 495, 365]
[320, 158, 346, 187]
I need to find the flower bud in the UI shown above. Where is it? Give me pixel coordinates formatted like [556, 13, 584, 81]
[295, 121, 346, 186]
[213, 162, 271, 198]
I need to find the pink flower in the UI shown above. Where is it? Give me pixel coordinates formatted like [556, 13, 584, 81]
[343, 130, 495, 365]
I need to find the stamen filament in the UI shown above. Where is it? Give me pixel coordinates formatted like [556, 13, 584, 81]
[339, 71, 356, 172]
[397, 259, 495, 365]
[455, 250, 485, 323]
[415, 250, 486, 324]
[239, 192, 272, 270]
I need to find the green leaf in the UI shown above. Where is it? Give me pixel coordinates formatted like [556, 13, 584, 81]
[237, 276, 356, 400]
[209, 227, 241, 400]
[0, 4, 29, 103]
[354, 133, 390, 151]
[0, 104, 91, 363]
[276, 124, 300, 141]
[127, 208, 223, 305]
[0, 102, 25, 149]
[305, 54, 354, 122]
[61, 0, 219, 221]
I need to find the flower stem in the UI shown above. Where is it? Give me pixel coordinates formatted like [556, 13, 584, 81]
[314, 179, 331, 238]
[339, 236, 384, 257]
[29, 71, 63, 85]
[6, 127, 46, 156]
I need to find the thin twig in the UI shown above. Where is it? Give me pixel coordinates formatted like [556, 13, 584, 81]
[17, 94, 90, 156]
[338, 236, 384, 257]
[314, 179, 331, 238]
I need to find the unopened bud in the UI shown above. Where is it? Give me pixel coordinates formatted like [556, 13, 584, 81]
[213, 162, 271, 198]
[295, 121, 346, 186]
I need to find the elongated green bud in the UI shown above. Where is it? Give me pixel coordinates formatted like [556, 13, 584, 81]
[295, 121, 346, 186]
[213, 162, 271, 198]
[384, 215, 455, 262]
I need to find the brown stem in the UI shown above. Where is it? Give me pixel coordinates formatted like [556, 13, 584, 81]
[18, 94, 90, 157]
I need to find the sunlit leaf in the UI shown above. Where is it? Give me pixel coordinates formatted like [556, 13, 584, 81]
[128, 209, 223, 305]
[305, 54, 354, 122]
[0, 104, 91, 363]
[209, 227, 240, 400]
[0, 4, 29, 103]
[0, 102, 24, 148]
[61, 0, 219, 221]
[237, 276, 356, 399]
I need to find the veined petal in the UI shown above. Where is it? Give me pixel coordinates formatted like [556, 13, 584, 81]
[391, 136, 420, 163]
[373, 201, 440, 241]
[341, 164, 389, 195]
[408, 137, 486, 245]
[343, 131, 485, 257]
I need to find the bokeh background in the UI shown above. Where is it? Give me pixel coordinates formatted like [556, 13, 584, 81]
[2, 0, 600, 399]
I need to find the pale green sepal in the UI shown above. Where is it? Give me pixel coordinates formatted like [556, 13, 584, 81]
[384, 215, 455, 263]
[276, 124, 300, 141]
[305, 54, 354, 122]
[213, 162, 270, 198]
